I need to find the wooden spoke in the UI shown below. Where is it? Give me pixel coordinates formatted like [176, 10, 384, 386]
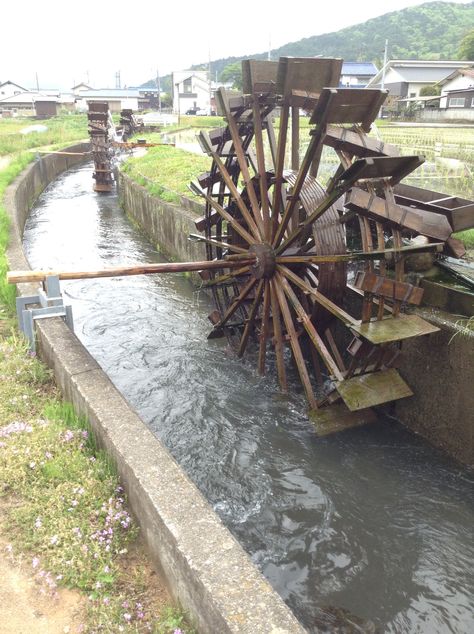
[207, 148, 262, 241]
[202, 265, 251, 288]
[189, 233, 248, 254]
[273, 275, 318, 409]
[223, 106, 265, 239]
[270, 279, 288, 392]
[210, 277, 257, 332]
[238, 280, 264, 357]
[195, 186, 257, 246]
[258, 280, 271, 375]
[277, 264, 357, 326]
[271, 103, 290, 239]
[252, 96, 272, 242]
[277, 271, 343, 380]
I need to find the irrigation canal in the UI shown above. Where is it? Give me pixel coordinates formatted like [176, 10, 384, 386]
[23, 163, 474, 633]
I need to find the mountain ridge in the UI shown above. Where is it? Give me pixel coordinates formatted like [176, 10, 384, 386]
[142, 2, 474, 91]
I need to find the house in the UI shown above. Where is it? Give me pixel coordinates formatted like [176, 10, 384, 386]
[340, 62, 378, 88]
[367, 60, 474, 100]
[71, 82, 93, 96]
[444, 87, 474, 110]
[0, 80, 28, 99]
[438, 67, 474, 108]
[0, 92, 37, 116]
[34, 97, 59, 118]
[172, 71, 211, 114]
[75, 88, 160, 113]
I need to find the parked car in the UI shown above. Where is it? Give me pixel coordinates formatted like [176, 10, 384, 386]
[196, 109, 208, 116]
[185, 108, 198, 115]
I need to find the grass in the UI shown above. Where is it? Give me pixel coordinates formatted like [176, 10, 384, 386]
[0, 153, 35, 311]
[0, 326, 195, 632]
[0, 116, 195, 633]
[121, 145, 210, 204]
[0, 114, 88, 156]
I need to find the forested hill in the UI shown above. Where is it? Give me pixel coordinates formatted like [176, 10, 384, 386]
[198, 1, 474, 76]
[143, 1, 474, 90]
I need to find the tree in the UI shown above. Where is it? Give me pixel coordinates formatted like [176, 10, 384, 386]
[459, 28, 474, 60]
[220, 62, 243, 90]
[420, 84, 441, 97]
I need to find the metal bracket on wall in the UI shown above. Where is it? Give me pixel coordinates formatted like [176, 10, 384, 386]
[16, 275, 74, 353]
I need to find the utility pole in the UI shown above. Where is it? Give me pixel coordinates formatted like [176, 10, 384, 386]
[208, 50, 212, 115]
[379, 39, 389, 119]
[35, 72, 40, 92]
[115, 71, 121, 89]
[268, 34, 272, 61]
[156, 68, 161, 111]
[381, 39, 388, 90]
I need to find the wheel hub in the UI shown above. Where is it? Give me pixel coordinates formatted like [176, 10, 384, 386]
[249, 243, 276, 279]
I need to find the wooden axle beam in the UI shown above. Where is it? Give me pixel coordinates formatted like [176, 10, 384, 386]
[7, 258, 256, 284]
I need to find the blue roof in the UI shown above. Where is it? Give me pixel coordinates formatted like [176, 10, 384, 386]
[341, 62, 378, 76]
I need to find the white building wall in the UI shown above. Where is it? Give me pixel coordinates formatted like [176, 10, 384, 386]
[440, 74, 474, 108]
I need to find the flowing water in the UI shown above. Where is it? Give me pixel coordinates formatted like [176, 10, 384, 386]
[23, 163, 474, 633]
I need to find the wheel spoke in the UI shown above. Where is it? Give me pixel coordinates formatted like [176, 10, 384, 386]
[252, 96, 272, 242]
[238, 280, 264, 357]
[196, 186, 256, 246]
[271, 103, 290, 240]
[277, 264, 357, 326]
[273, 275, 318, 409]
[277, 271, 343, 380]
[210, 276, 257, 332]
[189, 233, 248, 254]
[202, 143, 262, 241]
[258, 280, 271, 375]
[202, 265, 251, 288]
[270, 279, 288, 392]
[223, 107, 265, 239]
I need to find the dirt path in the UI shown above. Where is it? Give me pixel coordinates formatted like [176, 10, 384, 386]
[0, 541, 85, 634]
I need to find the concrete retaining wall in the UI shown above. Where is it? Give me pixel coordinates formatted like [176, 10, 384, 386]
[118, 173, 473, 467]
[395, 309, 474, 466]
[119, 172, 206, 265]
[5, 149, 305, 633]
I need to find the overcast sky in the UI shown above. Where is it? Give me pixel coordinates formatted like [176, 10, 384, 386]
[1, 0, 471, 90]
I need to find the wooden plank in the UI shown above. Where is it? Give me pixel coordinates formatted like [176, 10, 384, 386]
[309, 403, 377, 436]
[324, 126, 399, 158]
[354, 271, 424, 305]
[344, 188, 453, 241]
[336, 368, 413, 411]
[7, 259, 256, 284]
[351, 313, 439, 344]
[394, 184, 474, 232]
[276, 57, 342, 100]
[310, 88, 387, 131]
[340, 156, 424, 187]
[242, 60, 279, 94]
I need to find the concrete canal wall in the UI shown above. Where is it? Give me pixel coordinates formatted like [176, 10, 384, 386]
[5, 150, 306, 634]
[119, 173, 474, 468]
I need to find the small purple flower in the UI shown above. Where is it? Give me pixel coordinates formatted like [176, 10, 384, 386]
[123, 613, 132, 622]
[62, 430, 74, 443]
[50, 535, 59, 545]
[34, 517, 42, 529]
[32, 557, 40, 569]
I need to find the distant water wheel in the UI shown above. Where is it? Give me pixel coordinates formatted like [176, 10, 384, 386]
[191, 58, 451, 426]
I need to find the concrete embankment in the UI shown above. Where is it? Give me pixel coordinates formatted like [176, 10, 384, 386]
[5, 151, 306, 633]
[119, 172, 474, 468]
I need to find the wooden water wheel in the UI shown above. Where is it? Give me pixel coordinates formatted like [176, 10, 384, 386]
[190, 58, 453, 430]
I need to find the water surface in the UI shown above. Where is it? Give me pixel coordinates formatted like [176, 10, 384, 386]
[23, 163, 474, 632]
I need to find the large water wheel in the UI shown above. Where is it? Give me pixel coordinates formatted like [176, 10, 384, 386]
[190, 58, 453, 429]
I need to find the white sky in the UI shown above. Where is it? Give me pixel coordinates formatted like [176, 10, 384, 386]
[1, 0, 471, 90]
